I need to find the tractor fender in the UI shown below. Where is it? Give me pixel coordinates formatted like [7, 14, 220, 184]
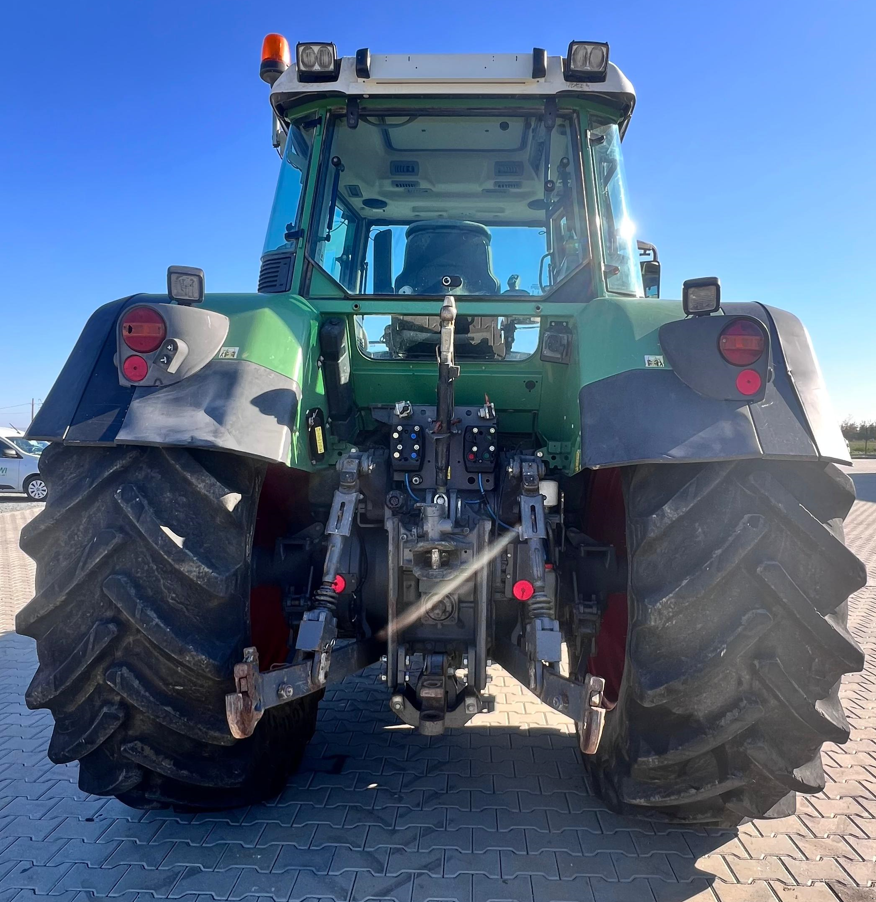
[29, 296, 304, 464]
[579, 302, 849, 469]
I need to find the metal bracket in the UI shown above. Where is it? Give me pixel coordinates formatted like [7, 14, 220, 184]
[225, 639, 379, 739]
[491, 636, 608, 754]
[579, 674, 607, 755]
[526, 617, 563, 666]
[390, 685, 495, 733]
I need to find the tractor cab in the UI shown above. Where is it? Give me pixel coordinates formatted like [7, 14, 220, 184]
[258, 41, 649, 306]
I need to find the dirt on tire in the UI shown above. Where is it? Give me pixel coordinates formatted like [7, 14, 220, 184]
[16, 443, 319, 809]
[587, 459, 866, 826]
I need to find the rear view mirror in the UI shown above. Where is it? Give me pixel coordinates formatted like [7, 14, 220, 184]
[2, 447, 19, 459]
[638, 241, 660, 298]
[373, 229, 394, 294]
[641, 260, 661, 298]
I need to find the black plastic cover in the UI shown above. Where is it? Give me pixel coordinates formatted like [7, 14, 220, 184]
[578, 301, 846, 468]
[116, 360, 300, 463]
[658, 314, 769, 402]
[28, 296, 139, 443]
[258, 250, 295, 293]
[319, 317, 357, 441]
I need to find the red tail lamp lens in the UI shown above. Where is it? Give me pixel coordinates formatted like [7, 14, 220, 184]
[719, 320, 765, 366]
[736, 369, 762, 396]
[513, 580, 535, 601]
[121, 307, 166, 353]
[122, 355, 148, 382]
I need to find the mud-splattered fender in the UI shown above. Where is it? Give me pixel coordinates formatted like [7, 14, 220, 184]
[579, 302, 849, 468]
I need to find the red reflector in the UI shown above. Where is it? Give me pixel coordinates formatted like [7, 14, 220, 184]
[736, 369, 762, 395]
[719, 320, 765, 366]
[331, 574, 346, 593]
[512, 579, 534, 601]
[121, 306, 167, 353]
[122, 355, 148, 382]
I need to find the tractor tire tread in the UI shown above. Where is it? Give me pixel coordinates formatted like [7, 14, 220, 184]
[16, 444, 319, 809]
[588, 459, 865, 826]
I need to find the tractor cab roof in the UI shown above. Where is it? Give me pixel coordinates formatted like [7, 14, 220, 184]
[270, 50, 636, 135]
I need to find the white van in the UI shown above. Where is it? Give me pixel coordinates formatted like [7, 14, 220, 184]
[0, 428, 48, 501]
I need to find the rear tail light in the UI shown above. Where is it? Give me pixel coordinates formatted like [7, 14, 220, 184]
[736, 369, 762, 395]
[121, 307, 166, 353]
[122, 355, 148, 382]
[719, 320, 765, 366]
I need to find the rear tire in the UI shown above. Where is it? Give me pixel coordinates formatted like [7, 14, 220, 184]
[587, 459, 866, 826]
[16, 443, 319, 809]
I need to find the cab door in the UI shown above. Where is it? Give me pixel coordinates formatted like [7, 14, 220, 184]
[0, 438, 22, 492]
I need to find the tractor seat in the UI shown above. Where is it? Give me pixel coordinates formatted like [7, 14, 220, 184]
[395, 220, 501, 296]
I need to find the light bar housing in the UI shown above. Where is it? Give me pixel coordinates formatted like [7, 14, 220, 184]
[564, 41, 609, 83]
[296, 42, 341, 83]
[682, 277, 721, 316]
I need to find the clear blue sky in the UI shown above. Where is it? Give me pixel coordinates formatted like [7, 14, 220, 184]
[1, 0, 874, 428]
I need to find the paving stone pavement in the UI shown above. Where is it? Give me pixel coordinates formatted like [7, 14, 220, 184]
[0, 464, 874, 902]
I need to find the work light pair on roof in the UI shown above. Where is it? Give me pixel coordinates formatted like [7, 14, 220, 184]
[258, 36, 610, 85]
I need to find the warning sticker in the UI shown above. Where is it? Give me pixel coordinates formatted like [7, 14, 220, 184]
[644, 355, 665, 368]
[314, 426, 325, 455]
[218, 347, 239, 359]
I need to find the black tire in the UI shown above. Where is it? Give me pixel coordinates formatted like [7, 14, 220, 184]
[23, 474, 48, 502]
[587, 460, 866, 826]
[16, 443, 319, 809]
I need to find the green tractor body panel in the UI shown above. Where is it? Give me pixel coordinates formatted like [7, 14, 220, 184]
[30, 289, 847, 471]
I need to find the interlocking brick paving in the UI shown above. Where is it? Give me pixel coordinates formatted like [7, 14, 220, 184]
[0, 462, 873, 902]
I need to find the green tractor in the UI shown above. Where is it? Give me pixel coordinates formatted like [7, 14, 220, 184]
[17, 38, 866, 825]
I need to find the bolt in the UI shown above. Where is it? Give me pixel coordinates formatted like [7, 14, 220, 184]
[536, 450, 544, 458]
[391, 695, 404, 711]
[278, 683, 294, 700]
[379, 674, 387, 681]
[462, 656, 469, 667]
[405, 672, 410, 682]
[487, 659, 493, 667]
[381, 655, 388, 663]
[486, 675, 493, 683]
[550, 695, 563, 709]
[405, 656, 411, 666]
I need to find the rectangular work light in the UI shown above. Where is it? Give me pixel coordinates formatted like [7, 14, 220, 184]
[167, 266, 205, 305]
[296, 42, 341, 82]
[682, 277, 721, 316]
[564, 41, 609, 82]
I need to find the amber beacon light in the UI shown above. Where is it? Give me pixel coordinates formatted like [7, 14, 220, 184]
[260, 34, 291, 84]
